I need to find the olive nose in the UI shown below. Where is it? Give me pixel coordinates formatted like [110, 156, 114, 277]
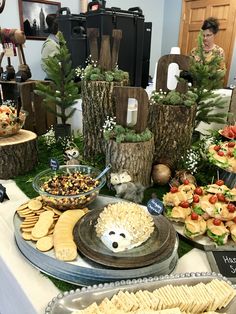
[112, 242, 118, 249]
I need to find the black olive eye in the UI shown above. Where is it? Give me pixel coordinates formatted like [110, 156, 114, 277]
[109, 231, 115, 235]
[120, 233, 126, 238]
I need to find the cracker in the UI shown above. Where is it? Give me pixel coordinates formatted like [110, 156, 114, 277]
[21, 232, 32, 240]
[17, 203, 29, 211]
[28, 199, 43, 211]
[36, 235, 53, 251]
[53, 209, 85, 261]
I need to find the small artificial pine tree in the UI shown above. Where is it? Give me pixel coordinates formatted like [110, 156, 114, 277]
[35, 32, 79, 125]
[189, 30, 227, 130]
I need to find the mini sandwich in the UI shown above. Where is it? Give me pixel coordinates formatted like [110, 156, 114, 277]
[218, 204, 236, 221]
[206, 218, 229, 245]
[205, 184, 230, 195]
[178, 183, 195, 203]
[184, 214, 207, 239]
[228, 223, 236, 242]
[225, 187, 236, 202]
[197, 195, 215, 216]
[208, 146, 230, 170]
[163, 190, 190, 207]
[165, 206, 191, 222]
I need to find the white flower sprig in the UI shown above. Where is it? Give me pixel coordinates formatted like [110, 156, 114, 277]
[101, 116, 116, 132]
[181, 148, 201, 174]
[150, 89, 167, 105]
[42, 125, 56, 147]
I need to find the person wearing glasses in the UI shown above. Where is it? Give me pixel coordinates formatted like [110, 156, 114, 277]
[191, 17, 226, 72]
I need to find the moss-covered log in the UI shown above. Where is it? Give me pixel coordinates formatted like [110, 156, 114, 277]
[81, 80, 127, 159]
[148, 103, 196, 168]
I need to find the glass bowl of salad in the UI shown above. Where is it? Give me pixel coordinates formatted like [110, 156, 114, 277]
[0, 105, 27, 137]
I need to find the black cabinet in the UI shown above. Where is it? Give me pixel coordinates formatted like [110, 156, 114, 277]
[57, 6, 152, 88]
[86, 7, 151, 87]
[57, 8, 87, 69]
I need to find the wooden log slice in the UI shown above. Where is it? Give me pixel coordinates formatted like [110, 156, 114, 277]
[0, 130, 38, 179]
[105, 137, 154, 187]
[81, 80, 127, 159]
[148, 103, 196, 168]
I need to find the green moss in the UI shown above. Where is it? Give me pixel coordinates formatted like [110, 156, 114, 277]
[103, 124, 153, 143]
[77, 62, 129, 83]
[150, 90, 198, 107]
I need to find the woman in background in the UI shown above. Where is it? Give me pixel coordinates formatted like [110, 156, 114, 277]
[191, 17, 226, 72]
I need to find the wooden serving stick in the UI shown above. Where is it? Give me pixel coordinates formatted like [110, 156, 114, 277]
[111, 29, 122, 69]
[87, 28, 99, 62]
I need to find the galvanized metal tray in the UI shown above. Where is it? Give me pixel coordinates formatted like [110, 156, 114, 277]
[45, 272, 236, 314]
[14, 195, 178, 286]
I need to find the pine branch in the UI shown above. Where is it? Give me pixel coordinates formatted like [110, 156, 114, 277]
[34, 32, 79, 124]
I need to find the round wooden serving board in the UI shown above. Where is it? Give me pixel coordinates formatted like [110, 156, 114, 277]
[73, 209, 177, 268]
[0, 129, 38, 179]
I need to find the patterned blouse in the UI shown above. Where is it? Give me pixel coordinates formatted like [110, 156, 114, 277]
[191, 44, 226, 72]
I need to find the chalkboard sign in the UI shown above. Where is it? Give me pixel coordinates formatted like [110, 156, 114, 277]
[206, 250, 236, 283]
[147, 198, 164, 215]
[49, 158, 60, 171]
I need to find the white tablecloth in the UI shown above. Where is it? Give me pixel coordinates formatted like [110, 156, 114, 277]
[0, 179, 211, 314]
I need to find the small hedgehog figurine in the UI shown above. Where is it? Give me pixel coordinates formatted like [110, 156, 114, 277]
[95, 202, 154, 252]
[110, 170, 145, 204]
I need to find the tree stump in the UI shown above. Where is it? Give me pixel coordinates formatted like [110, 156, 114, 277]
[106, 137, 154, 187]
[81, 80, 127, 159]
[148, 103, 196, 168]
[0, 130, 38, 179]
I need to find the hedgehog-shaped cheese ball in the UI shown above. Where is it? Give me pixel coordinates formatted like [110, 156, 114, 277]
[95, 202, 155, 252]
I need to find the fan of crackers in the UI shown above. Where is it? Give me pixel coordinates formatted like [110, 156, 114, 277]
[17, 196, 87, 260]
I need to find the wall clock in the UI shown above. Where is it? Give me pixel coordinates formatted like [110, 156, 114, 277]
[0, 0, 6, 13]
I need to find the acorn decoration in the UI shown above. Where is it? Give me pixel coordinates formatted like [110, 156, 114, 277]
[151, 164, 172, 185]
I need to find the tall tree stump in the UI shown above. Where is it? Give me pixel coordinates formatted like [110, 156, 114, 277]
[0, 130, 38, 179]
[81, 80, 127, 159]
[148, 103, 196, 168]
[106, 137, 154, 187]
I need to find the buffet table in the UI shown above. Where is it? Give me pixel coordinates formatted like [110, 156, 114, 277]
[0, 179, 212, 314]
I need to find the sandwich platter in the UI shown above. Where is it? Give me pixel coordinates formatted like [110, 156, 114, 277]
[14, 195, 179, 286]
[162, 180, 236, 250]
[45, 272, 236, 314]
[171, 221, 236, 251]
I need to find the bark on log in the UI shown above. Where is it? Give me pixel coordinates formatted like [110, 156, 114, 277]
[0, 130, 38, 179]
[148, 103, 196, 168]
[105, 137, 154, 187]
[81, 80, 127, 159]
